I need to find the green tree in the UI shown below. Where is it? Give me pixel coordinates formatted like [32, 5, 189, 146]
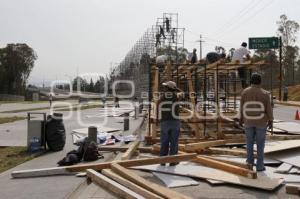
[0, 43, 37, 95]
[72, 76, 88, 92]
[88, 78, 95, 92]
[277, 14, 300, 86]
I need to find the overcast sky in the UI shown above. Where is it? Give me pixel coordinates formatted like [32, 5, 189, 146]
[0, 0, 299, 85]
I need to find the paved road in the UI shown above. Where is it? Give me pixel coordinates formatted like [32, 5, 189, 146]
[273, 104, 300, 123]
[0, 101, 144, 199]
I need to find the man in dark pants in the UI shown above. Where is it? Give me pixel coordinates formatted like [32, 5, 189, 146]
[158, 81, 182, 166]
[240, 73, 273, 171]
[232, 42, 250, 88]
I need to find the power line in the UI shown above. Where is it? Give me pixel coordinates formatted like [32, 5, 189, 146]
[217, 0, 276, 38]
[210, 0, 259, 36]
[213, 0, 267, 37]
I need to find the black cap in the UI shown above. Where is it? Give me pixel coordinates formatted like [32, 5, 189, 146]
[250, 73, 262, 85]
[241, 42, 247, 47]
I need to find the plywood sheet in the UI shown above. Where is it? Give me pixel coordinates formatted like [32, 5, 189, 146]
[260, 167, 300, 183]
[152, 172, 199, 188]
[274, 163, 293, 173]
[266, 148, 300, 168]
[263, 140, 300, 154]
[131, 162, 283, 191]
[273, 122, 300, 134]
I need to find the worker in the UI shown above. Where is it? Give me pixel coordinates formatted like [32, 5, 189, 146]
[49, 93, 53, 107]
[114, 96, 120, 108]
[165, 17, 170, 32]
[160, 26, 166, 39]
[239, 73, 273, 172]
[191, 48, 198, 64]
[232, 42, 251, 88]
[158, 81, 182, 166]
[170, 28, 176, 43]
[206, 52, 226, 64]
[283, 86, 288, 101]
[155, 33, 161, 47]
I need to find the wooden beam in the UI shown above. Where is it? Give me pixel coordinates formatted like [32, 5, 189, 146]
[111, 163, 192, 199]
[208, 147, 250, 157]
[185, 140, 227, 151]
[98, 146, 153, 153]
[121, 141, 140, 160]
[86, 169, 143, 199]
[286, 184, 300, 195]
[192, 156, 257, 179]
[203, 156, 250, 170]
[102, 169, 163, 199]
[11, 153, 197, 178]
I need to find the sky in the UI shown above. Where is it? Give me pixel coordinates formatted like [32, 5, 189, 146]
[0, 0, 299, 85]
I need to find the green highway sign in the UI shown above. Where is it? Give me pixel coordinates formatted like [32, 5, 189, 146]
[249, 37, 279, 49]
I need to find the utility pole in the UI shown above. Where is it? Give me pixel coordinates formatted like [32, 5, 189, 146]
[196, 35, 204, 60]
[279, 36, 282, 101]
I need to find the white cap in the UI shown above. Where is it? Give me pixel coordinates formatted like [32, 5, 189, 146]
[162, 81, 177, 90]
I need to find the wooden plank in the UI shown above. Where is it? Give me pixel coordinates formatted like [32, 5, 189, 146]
[132, 163, 283, 191]
[286, 184, 300, 195]
[86, 169, 144, 199]
[98, 146, 153, 153]
[121, 141, 140, 160]
[102, 169, 162, 199]
[208, 147, 249, 157]
[192, 156, 257, 179]
[185, 140, 227, 151]
[111, 163, 192, 199]
[202, 156, 250, 169]
[11, 153, 197, 178]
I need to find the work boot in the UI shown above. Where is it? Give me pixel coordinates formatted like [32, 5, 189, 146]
[169, 162, 179, 166]
[246, 163, 253, 170]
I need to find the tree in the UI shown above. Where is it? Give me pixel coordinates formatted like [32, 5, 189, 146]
[88, 78, 94, 92]
[277, 14, 300, 86]
[72, 76, 88, 92]
[0, 43, 37, 95]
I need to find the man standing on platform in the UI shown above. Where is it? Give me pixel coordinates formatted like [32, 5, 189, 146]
[232, 42, 251, 88]
[239, 73, 273, 171]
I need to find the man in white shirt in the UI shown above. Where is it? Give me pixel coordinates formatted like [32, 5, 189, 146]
[232, 42, 250, 88]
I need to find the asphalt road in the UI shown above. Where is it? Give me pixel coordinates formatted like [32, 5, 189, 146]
[0, 101, 143, 199]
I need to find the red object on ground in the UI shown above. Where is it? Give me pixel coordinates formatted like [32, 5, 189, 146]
[295, 110, 300, 120]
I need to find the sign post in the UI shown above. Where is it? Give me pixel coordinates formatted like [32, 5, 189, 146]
[248, 37, 282, 100]
[249, 37, 279, 49]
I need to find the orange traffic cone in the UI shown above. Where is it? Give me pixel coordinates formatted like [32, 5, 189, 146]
[295, 110, 300, 120]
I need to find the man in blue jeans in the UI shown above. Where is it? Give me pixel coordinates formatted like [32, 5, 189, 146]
[240, 73, 273, 171]
[158, 81, 182, 166]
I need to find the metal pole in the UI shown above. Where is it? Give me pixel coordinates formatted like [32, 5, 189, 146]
[200, 35, 203, 60]
[279, 36, 283, 101]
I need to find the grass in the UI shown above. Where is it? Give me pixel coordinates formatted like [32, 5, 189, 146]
[0, 147, 37, 173]
[0, 116, 27, 124]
